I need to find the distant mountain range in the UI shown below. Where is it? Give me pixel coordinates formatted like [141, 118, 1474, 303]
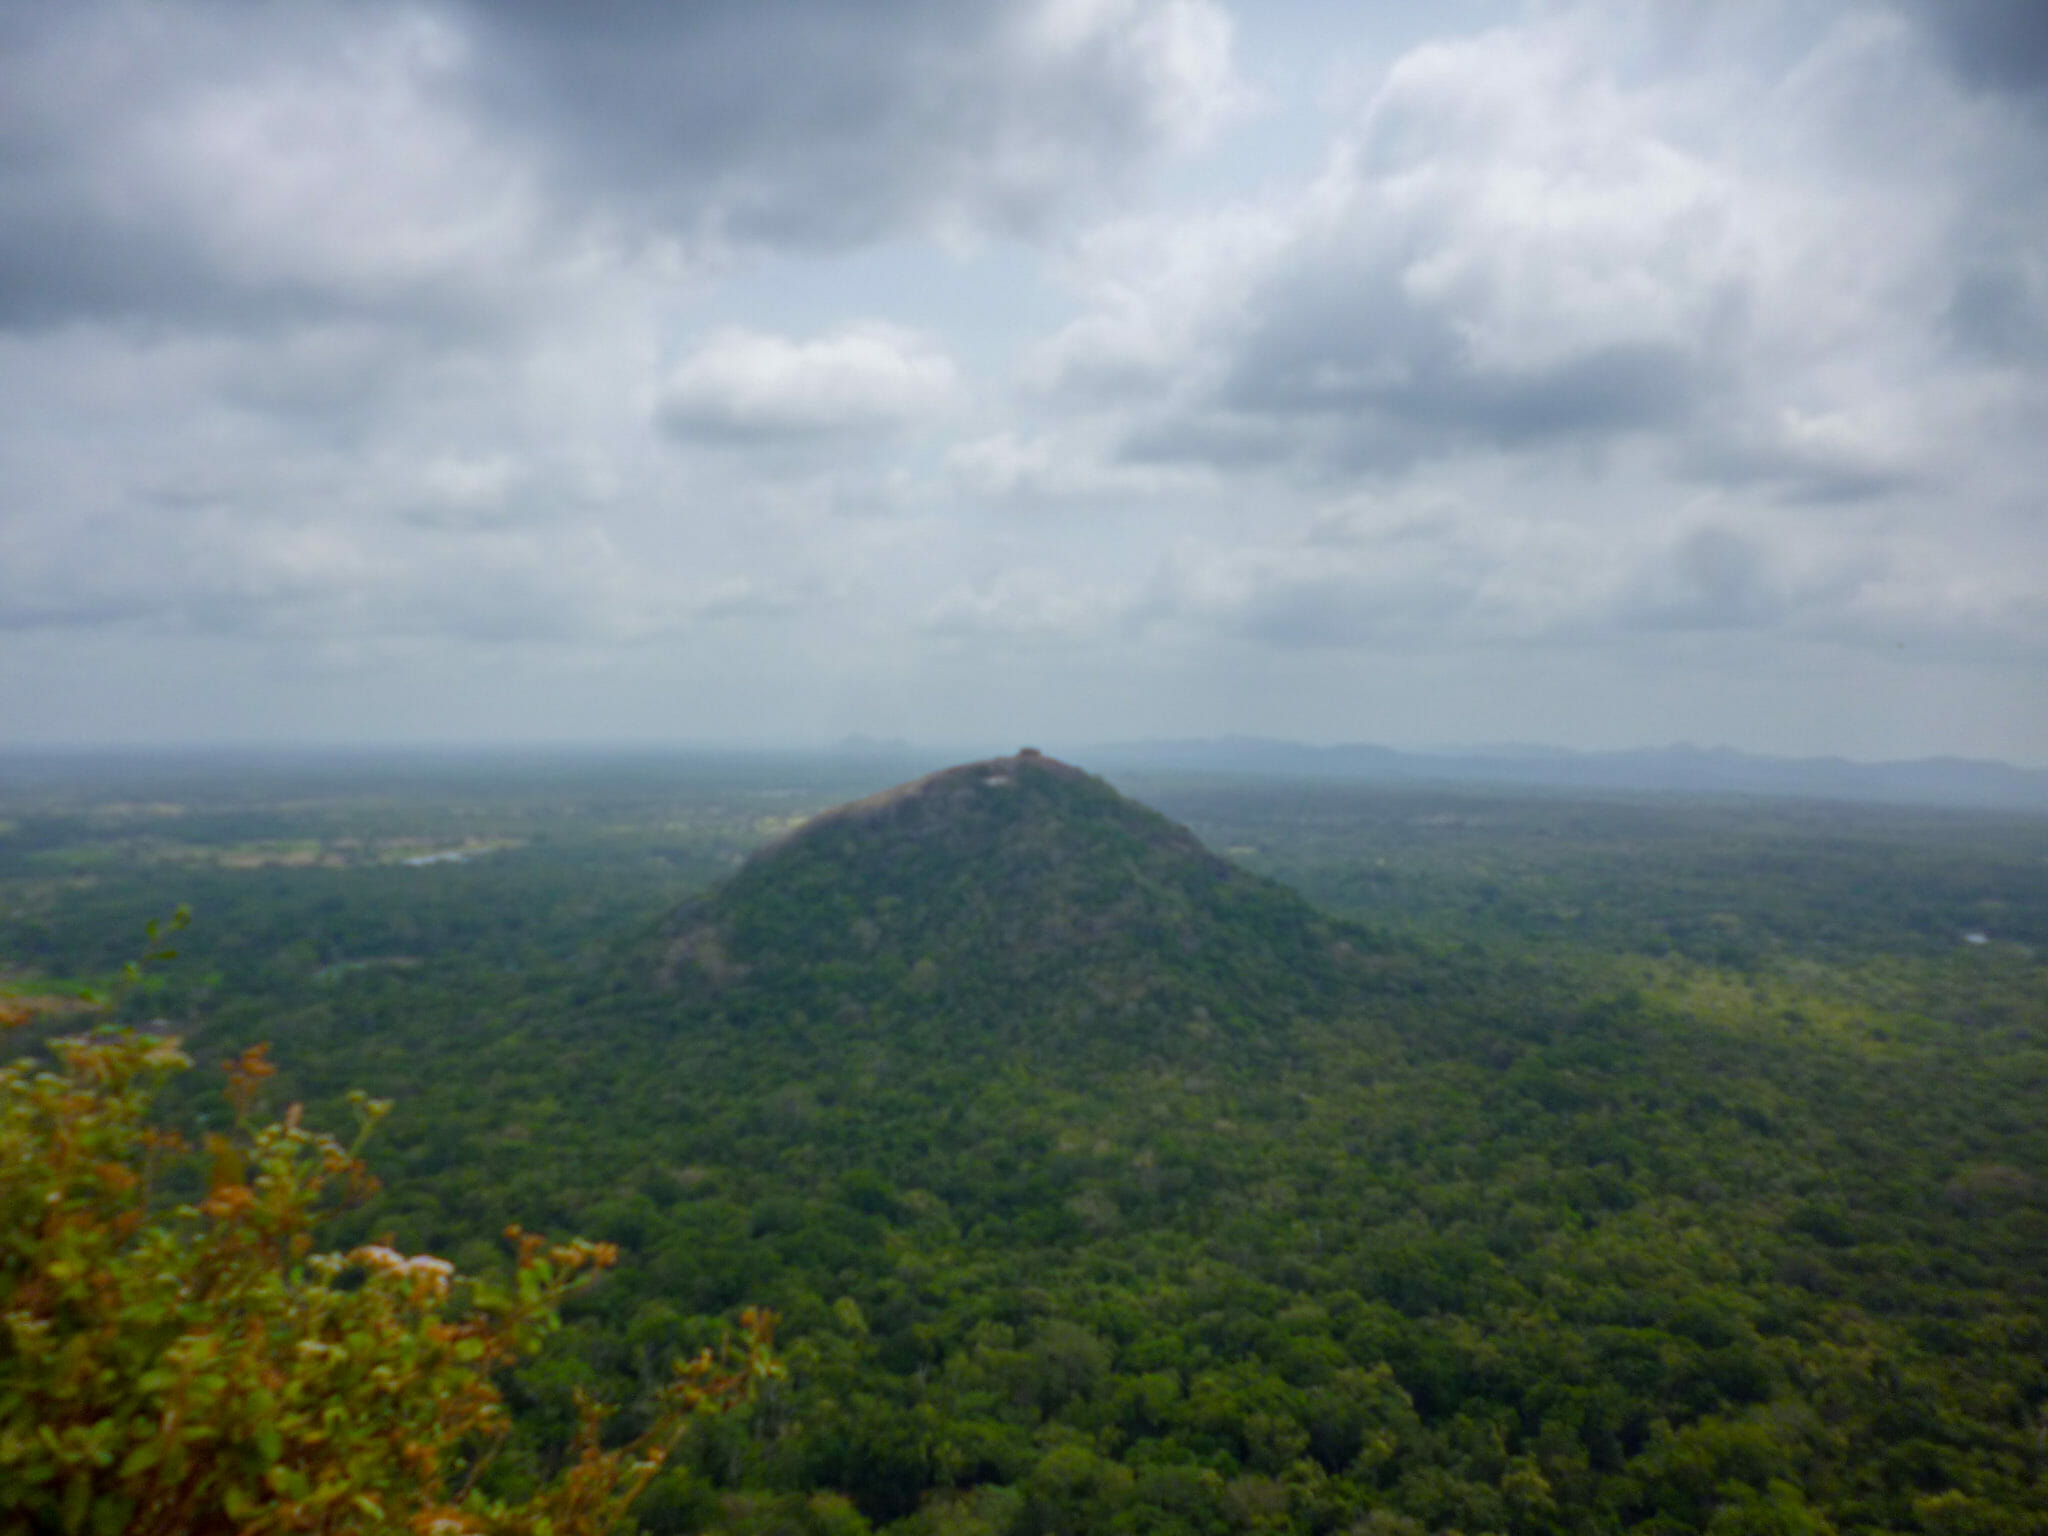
[1087, 736, 2048, 813]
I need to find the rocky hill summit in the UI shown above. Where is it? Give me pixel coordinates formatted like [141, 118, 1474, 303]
[653, 750, 1374, 1066]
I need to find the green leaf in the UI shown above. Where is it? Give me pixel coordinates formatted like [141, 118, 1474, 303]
[116, 1442, 158, 1478]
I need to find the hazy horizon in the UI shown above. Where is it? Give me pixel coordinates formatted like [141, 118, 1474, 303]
[3, 732, 2044, 774]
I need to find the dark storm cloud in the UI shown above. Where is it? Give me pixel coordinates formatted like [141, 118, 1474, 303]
[1945, 259, 2048, 363]
[0, 1, 534, 333]
[1196, 263, 1703, 471]
[1628, 526, 1786, 632]
[0, 5, 231, 328]
[1111, 174, 1716, 478]
[1909, 0, 2048, 97]
[1903, 0, 2048, 365]
[0, 0, 1231, 333]
[0, 201, 217, 332]
[453, 0, 1232, 249]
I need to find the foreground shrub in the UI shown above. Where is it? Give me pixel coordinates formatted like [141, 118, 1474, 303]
[0, 1017, 776, 1535]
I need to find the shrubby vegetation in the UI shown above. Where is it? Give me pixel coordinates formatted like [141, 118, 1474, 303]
[1, 754, 2044, 1533]
[0, 949, 776, 1535]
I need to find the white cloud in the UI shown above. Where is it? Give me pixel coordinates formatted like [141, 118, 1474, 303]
[143, 15, 540, 310]
[659, 326, 961, 443]
[1029, 3, 2041, 504]
[946, 428, 1212, 503]
[1019, 0, 1247, 151]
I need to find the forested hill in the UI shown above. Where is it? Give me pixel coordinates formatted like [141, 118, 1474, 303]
[646, 750, 1378, 1071]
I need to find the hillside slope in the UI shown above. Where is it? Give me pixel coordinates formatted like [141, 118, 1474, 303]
[650, 750, 1377, 1069]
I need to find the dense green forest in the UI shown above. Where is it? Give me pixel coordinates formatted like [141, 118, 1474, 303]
[2, 750, 2044, 1535]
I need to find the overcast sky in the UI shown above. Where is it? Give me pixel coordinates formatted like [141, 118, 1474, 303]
[3, 0, 2045, 761]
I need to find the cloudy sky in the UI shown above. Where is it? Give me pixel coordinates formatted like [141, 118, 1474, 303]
[3, 0, 2045, 761]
